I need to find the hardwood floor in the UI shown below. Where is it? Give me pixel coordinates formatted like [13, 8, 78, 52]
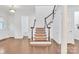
[0, 37, 61, 54]
[67, 39, 78, 54]
[67, 43, 77, 54]
[74, 39, 79, 54]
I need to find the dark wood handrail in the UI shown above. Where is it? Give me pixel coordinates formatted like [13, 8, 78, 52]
[31, 19, 36, 41]
[33, 19, 36, 28]
[45, 5, 56, 20]
[44, 19, 48, 28]
[44, 5, 56, 27]
[47, 27, 51, 41]
[44, 5, 56, 41]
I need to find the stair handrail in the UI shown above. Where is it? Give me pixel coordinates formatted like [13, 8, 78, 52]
[44, 18, 48, 28]
[44, 5, 56, 27]
[44, 5, 56, 41]
[31, 19, 36, 41]
[33, 19, 36, 28]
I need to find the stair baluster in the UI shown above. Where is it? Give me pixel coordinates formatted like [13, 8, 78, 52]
[31, 19, 36, 41]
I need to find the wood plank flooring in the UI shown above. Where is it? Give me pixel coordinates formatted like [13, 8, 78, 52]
[0, 37, 61, 54]
[67, 39, 79, 54]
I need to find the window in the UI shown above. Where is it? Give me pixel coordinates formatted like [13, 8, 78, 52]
[74, 12, 79, 30]
[0, 17, 4, 30]
[0, 22, 3, 30]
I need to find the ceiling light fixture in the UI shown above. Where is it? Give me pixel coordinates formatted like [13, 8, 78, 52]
[9, 9, 16, 13]
[9, 5, 16, 14]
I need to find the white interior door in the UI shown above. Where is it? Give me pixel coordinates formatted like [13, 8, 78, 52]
[21, 16, 29, 36]
[74, 12, 79, 39]
[74, 12, 79, 30]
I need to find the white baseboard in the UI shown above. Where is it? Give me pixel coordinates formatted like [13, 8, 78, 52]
[51, 39, 61, 44]
[14, 36, 23, 39]
[0, 35, 28, 40]
[0, 35, 10, 40]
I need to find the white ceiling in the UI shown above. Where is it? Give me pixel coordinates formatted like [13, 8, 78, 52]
[0, 5, 35, 15]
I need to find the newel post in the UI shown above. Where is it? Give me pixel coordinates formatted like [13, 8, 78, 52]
[31, 27, 34, 41]
[47, 27, 51, 41]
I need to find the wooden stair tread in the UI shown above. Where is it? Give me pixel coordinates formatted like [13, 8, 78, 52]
[34, 37, 47, 40]
[34, 36, 47, 38]
[30, 41, 51, 46]
[36, 29, 45, 31]
[33, 40, 49, 42]
[34, 38, 47, 40]
[34, 34, 46, 35]
[33, 27, 47, 41]
[36, 28, 45, 29]
[35, 35, 46, 37]
[35, 33, 46, 34]
[34, 36, 46, 37]
[35, 31, 45, 33]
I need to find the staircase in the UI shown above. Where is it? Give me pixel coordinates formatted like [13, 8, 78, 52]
[29, 6, 56, 53]
[34, 28, 47, 41]
[30, 27, 51, 54]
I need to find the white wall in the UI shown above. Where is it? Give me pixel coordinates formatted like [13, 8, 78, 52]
[67, 5, 79, 43]
[35, 6, 53, 27]
[7, 12, 35, 39]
